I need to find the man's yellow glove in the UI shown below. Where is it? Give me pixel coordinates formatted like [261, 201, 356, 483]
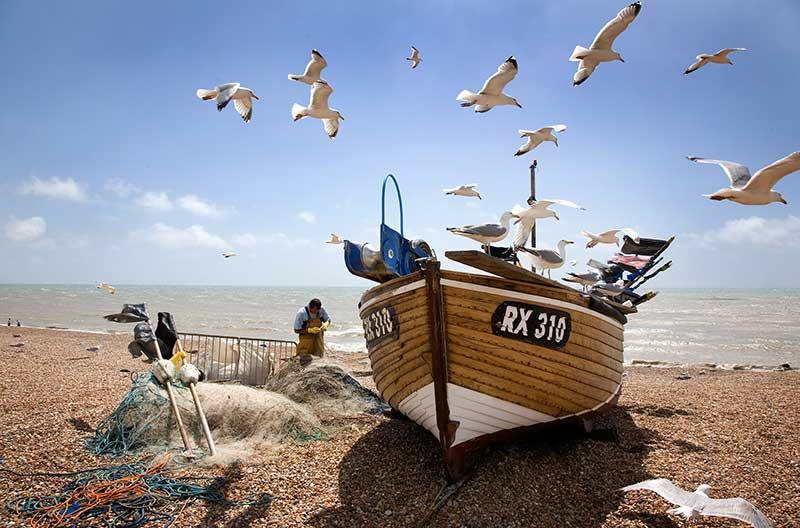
[307, 326, 322, 335]
[320, 320, 331, 332]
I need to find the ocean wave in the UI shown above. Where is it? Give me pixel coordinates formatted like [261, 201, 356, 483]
[326, 341, 366, 354]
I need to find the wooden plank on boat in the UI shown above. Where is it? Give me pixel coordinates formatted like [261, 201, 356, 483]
[445, 250, 575, 292]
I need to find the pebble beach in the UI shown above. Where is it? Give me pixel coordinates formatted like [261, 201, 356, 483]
[1, 326, 798, 527]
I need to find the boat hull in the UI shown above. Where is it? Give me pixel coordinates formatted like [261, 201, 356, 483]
[359, 263, 624, 479]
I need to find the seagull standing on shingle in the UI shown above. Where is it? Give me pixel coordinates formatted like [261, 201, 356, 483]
[196, 83, 259, 123]
[288, 49, 328, 85]
[570, 2, 642, 86]
[515, 125, 567, 156]
[684, 48, 747, 75]
[457, 56, 522, 112]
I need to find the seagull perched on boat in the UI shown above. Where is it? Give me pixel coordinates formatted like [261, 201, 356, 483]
[621, 479, 774, 528]
[96, 283, 116, 295]
[292, 80, 345, 139]
[687, 152, 800, 205]
[570, 2, 642, 86]
[581, 228, 639, 248]
[447, 211, 515, 252]
[326, 234, 343, 245]
[444, 184, 481, 200]
[511, 199, 585, 248]
[592, 280, 626, 297]
[288, 49, 327, 85]
[406, 46, 422, 69]
[684, 48, 747, 75]
[456, 56, 522, 112]
[519, 240, 574, 278]
[515, 125, 567, 157]
[222, 252, 237, 258]
[563, 271, 601, 291]
[196, 83, 259, 123]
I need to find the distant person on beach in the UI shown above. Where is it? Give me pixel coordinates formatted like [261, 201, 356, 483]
[16, 320, 21, 327]
[7, 318, 10, 326]
[294, 298, 331, 360]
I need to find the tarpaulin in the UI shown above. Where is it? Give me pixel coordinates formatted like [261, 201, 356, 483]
[610, 254, 652, 270]
[104, 303, 150, 324]
[620, 236, 669, 256]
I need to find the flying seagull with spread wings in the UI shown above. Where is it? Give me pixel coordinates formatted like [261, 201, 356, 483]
[447, 211, 515, 252]
[406, 46, 421, 69]
[457, 56, 522, 112]
[196, 83, 259, 123]
[288, 49, 328, 85]
[515, 125, 567, 156]
[621, 479, 774, 527]
[685, 48, 747, 75]
[222, 252, 237, 258]
[581, 228, 640, 248]
[326, 234, 343, 245]
[687, 152, 800, 205]
[444, 184, 481, 200]
[511, 199, 585, 248]
[292, 80, 345, 139]
[570, 2, 642, 86]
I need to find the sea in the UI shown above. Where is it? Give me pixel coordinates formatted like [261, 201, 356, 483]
[1, 285, 798, 367]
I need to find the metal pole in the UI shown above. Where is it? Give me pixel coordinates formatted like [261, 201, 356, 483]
[529, 160, 537, 249]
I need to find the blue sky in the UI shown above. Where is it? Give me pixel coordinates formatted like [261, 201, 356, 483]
[1, 0, 798, 287]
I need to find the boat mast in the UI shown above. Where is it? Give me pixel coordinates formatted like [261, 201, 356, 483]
[529, 159, 537, 249]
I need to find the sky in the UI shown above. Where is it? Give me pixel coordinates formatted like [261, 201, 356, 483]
[1, 0, 798, 288]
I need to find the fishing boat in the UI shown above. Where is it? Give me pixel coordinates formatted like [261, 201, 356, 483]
[345, 173, 667, 479]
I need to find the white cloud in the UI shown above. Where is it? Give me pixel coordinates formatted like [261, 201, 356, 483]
[104, 178, 138, 198]
[20, 177, 87, 202]
[138, 223, 229, 249]
[297, 211, 316, 224]
[231, 232, 309, 248]
[4, 216, 47, 242]
[177, 194, 223, 217]
[689, 215, 800, 248]
[136, 191, 173, 211]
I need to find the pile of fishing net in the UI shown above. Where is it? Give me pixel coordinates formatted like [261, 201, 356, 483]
[264, 360, 388, 416]
[8, 458, 271, 528]
[86, 373, 326, 460]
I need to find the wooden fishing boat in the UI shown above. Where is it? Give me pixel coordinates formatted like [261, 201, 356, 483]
[358, 250, 627, 479]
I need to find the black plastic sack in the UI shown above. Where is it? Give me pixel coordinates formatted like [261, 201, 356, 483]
[129, 322, 171, 361]
[620, 236, 668, 256]
[104, 303, 150, 323]
[488, 245, 520, 265]
[155, 312, 178, 358]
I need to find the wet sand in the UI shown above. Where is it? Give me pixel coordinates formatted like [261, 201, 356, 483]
[1, 327, 797, 527]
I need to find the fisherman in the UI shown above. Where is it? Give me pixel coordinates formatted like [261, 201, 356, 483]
[293, 298, 331, 361]
[7, 318, 10, 326]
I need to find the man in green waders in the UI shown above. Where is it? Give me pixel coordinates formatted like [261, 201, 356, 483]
[293, 298, 331, 363]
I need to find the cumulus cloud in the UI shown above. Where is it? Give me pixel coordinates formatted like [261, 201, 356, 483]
[104, 178, 138, 198]
[20, 177, 87, 202]
[689, 215, 800, 248]
[136, 191, 173, 211]
[4, 216, 47, 242]
[231, 232, 309, 248]
[297, 211, 316, 224]
[177, 194, 223, 217]
[138, 223, 229, 249]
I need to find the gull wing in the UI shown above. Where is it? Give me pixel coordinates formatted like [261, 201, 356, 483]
[309, 80, 333, 110]
[687, 156, 752, 188]
[742, 151, 800, 192]
[621, 479, 703, 509]
[410, 46, 420, 59]
[322, 118, 340, 139]
[590, 1, 642, 50]
[233, 94, 253, 123]
[303, 49, 327, 80]
[536, 198, 586, 210]
[618, 227, 640, 242]
[454, 223, 506, 237]
[215, 83, 240, 110]
[538, 124, 567, 134]
[515, 137, 540, 156]
[525, 248, 563, 264]
[512, 215, 535, 248]
[480, 56, 518, 95]
[684, 57, 709, 74]
[717, 47, 747, 57]
[702, 498, 774, 528]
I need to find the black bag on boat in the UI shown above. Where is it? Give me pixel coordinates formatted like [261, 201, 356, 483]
[487, 245, 519, 265]
[620, 236, 668, 256]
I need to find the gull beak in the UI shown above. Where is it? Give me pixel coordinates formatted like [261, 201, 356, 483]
[566, 240, 574, 245]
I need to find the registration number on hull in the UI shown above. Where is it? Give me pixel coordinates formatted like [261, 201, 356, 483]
[363, 305, 399, 348]
[492, 301, 571, 349]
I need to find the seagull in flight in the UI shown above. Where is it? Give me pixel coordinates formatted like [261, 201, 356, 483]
[687, 152, 800, 205]
[292, 80, 345, 139]
[511, 199, 585, 248]
[288, 49, 327, 85]
[444, 184, 481, 200]
[326, 234, 343, 245]
[570, 2, 642, 86]
[96, 283, 116, 295]
[457, 56, 522, 112]
[621, 479, 774, 528]
[581, 228, 639, 248]
[447, 211, 515, 252]
[406, 46, 422, 69]
[222, 252, 237, 258]
[515, 125, 567, 156]
[196, 83, 259, 123]
[519, 240, 574, 278]
[685, 48, 747, 75]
